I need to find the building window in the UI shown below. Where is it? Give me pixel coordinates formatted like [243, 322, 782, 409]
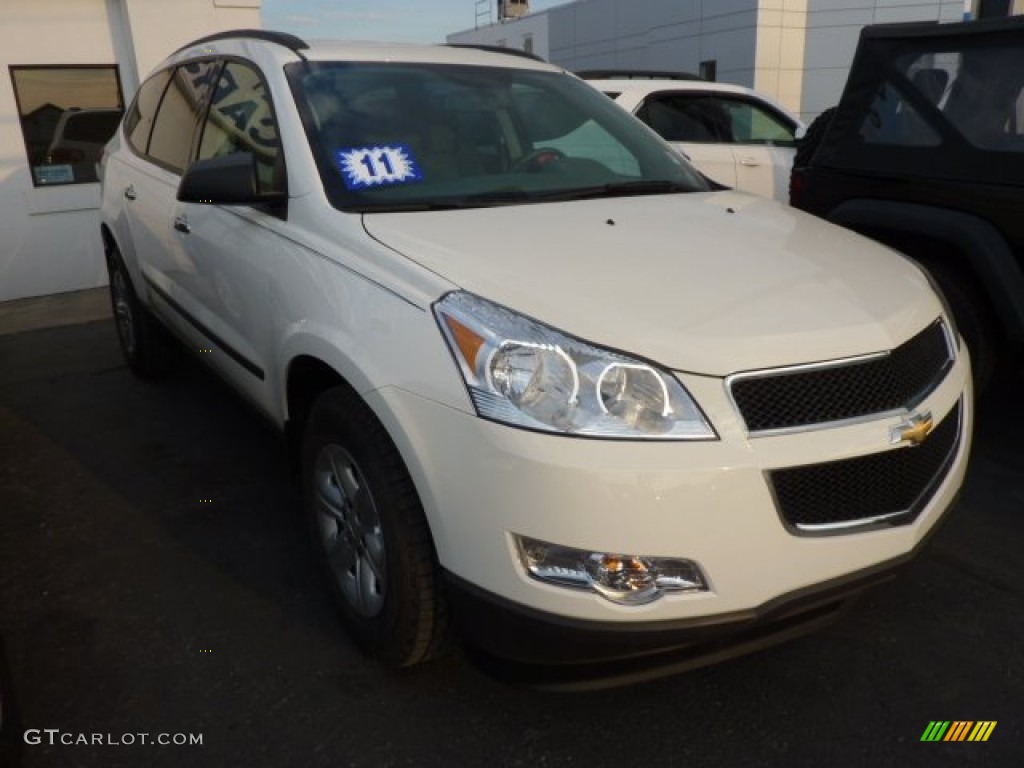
[699, 60, 717, 82]
[9, 65, 124, 186]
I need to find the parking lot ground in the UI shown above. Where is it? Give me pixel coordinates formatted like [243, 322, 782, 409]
[1, 316, 1022, 768]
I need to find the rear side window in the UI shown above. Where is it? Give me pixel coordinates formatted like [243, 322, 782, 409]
[718, 97, 797, 146]
[198, 60, 284, 195]
[125, 69, 172, 154]
[636, 94, 731, 143]
[147, 61, 219, 173]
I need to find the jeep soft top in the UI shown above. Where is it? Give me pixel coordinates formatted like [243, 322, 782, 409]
[791, 14, 1024, 390]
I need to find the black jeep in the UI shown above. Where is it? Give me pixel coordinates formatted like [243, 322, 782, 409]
[790, 15, 1024, 389]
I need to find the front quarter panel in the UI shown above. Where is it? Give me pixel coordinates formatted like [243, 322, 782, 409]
[268, 202, 469, 425]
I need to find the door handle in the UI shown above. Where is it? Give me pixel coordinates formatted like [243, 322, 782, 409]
[124, 185, 136, 200]
[173, 216, 191, 234]
[738, 157, 761, 167]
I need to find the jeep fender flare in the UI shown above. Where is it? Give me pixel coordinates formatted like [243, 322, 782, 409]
[828, 200, 1024, 343]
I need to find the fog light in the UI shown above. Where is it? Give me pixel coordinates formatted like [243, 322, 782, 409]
[515, 536, 708, 605]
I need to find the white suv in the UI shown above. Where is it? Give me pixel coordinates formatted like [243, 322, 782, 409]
[100, 31, 970, 684]
[583, 71, 803, 201]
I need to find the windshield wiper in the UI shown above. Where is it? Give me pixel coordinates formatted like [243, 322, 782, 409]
[350, 181, 695, 213]
[534, 179, 696, 201]
[347, 201, 472, 213]
[351, 190, 531, 213]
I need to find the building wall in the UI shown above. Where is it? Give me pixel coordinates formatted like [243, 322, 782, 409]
[753, 1, 809, 117]
[547, 0, 759, 84]
[448, 13, 551, 60]
[800, 0, 964, 118]
[450, 0, 760, 85]
[450, 0, 970, 123]
[0, 0, 260, 303]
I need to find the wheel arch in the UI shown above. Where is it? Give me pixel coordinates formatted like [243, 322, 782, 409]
[100, 222, 116, 257]
[828, 200, 1024, 344]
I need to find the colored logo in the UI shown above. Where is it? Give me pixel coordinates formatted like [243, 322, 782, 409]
[920, 721, 997, 742]
[891, 411, 934, 446]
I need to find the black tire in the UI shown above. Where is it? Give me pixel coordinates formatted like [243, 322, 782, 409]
[793, 106, 837, 170]
[107, 249, 176, 379]
[921, 260, 998, 394]
[302, 386, 448, 666]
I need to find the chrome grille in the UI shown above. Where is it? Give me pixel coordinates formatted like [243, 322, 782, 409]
[729, 320, 953, 434]
[768, 400, 961, 533]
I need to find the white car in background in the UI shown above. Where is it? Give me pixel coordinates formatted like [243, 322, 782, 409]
[583, 71, 804, 201]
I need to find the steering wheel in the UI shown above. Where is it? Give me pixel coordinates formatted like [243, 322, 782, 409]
[510, 148, 566, 173]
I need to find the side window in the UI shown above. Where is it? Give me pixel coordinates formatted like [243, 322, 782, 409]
[941, 47, 1024, 151]
[636, 95, 730, 143]
[859, 81, 940, 148]
[148, 61, 218, 173]
[719, 98, 796, 146]
[198, 61, 284, 195]
[125, 69, 172, 155]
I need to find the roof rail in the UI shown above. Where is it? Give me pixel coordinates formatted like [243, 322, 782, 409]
[174, 29, 309, 56]
[576, 69, 705, 81]
[444, 43, 546, 63]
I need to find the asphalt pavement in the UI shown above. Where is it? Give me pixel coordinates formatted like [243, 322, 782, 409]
[1, 318, 1021, 768]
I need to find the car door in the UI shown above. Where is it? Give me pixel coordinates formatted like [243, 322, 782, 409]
[716, 95, 799, 201]
[114, 68, 177, 288]
[634, 92, 738, 189]
[168, 58, 285, 412]
[123, 61, 220, 337]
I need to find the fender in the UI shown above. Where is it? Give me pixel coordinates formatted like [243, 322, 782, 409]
[828, 200, 1024, 343]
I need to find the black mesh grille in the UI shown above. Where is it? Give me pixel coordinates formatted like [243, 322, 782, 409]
[769, 401, 961, 532]
[731, 321, 952, 432]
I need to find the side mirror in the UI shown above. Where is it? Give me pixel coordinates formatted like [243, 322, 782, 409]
[177, 153, 284, 205]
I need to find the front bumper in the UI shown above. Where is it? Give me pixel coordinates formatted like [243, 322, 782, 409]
[445, 534, 943, 689]
[366, 348, 971, 661]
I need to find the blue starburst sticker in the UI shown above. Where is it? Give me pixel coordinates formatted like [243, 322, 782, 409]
[335, 145, 423, 189]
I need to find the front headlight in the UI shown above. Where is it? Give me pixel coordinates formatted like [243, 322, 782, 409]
[433, 291, 715, 440]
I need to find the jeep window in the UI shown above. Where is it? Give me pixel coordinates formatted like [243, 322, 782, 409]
[857, 46, 1024, 153]
[940, 47, 1024, 151]
[287, 63, 707, 212]
[9, 65, 124, 186]
[147, 61, 219, 174]
[859, 79, 940, 147]
[198, 60, 285, 195]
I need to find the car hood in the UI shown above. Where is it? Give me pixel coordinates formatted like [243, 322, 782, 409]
[362, 191, 942, 376]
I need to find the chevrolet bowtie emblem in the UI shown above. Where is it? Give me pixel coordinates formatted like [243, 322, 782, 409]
[891, 412, 934, 446]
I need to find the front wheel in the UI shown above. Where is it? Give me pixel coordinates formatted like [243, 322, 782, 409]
[107, 249, 175, 378]
[302, 386, 448, 666]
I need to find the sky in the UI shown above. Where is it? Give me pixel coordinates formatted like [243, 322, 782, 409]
[261, 0, 566, 45]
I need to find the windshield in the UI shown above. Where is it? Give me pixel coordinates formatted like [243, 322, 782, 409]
[285, 61, 709, 211]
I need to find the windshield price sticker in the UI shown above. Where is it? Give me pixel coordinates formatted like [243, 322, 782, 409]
[335, 145, 423, 189]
